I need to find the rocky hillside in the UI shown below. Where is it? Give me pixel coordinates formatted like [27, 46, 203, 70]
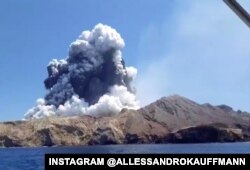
[0, 95, 250, 147]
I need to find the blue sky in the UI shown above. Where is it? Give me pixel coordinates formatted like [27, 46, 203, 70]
[0, 0, 250, 121]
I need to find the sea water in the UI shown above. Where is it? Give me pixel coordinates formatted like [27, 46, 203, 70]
[0, 142, 249, 170]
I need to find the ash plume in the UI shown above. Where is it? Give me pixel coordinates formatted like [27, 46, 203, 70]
[25, 24, 139, 119]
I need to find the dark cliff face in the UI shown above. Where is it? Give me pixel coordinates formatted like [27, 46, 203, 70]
[164, 125, 245, 143]
[0, 95, 250, 147]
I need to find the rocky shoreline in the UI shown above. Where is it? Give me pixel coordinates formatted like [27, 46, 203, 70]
[1, 95, 249, 147]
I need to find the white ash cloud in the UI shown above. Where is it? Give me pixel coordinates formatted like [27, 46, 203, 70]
[25, 23, 139, 119]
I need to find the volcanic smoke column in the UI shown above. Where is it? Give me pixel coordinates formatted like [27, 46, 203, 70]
[25, 24, 139, 119]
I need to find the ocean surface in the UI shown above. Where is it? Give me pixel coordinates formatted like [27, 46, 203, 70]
[0, 142, 249, 170]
